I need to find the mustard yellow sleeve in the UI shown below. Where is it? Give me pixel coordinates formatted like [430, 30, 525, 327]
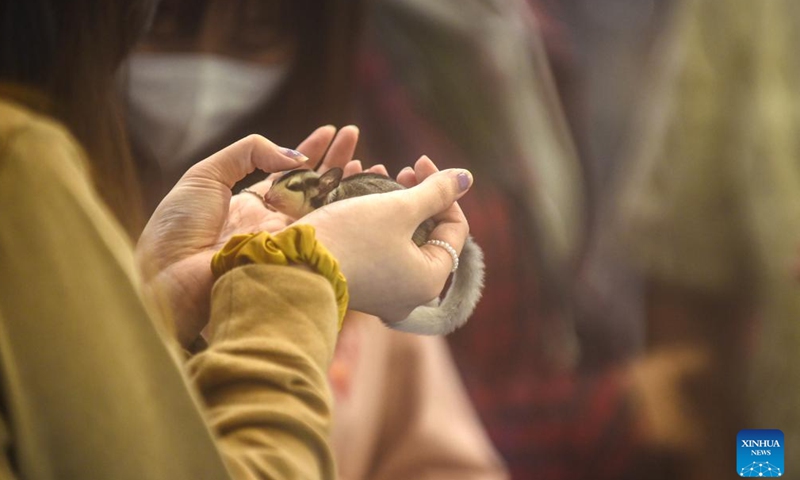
[188, 264, 338, 479]
[0, 105, 338, 479]
[0, 115, 232, 479]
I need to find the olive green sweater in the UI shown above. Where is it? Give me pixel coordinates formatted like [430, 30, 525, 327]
[0, 95, 338, 479]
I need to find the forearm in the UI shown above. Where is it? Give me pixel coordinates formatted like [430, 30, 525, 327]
[187, 264, 339, 480]
[373, 333, 508, 480]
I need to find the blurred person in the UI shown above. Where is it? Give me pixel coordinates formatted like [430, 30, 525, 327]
[357, 0, 654, 478]
[126, 0, 363, 205]
[532, 0, 677, 363]
[328, 312, 506, 480]
[126, 1, 508, 479]
[615, 0, 800, 477]
[0, 0, 476, 478]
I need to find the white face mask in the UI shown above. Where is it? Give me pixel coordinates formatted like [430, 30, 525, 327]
[127, 53, 288, 169]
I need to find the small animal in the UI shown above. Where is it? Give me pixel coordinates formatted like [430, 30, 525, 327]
[262, 167, 485, 335]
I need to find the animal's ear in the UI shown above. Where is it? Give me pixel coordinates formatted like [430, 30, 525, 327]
[317, 168, 344, 195]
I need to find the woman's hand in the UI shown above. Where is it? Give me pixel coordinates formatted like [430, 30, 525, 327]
[137, 126, 360, 346]
[294, 156, 473, 324]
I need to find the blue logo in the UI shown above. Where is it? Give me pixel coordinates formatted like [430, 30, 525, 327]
[738, 429, 784, 477]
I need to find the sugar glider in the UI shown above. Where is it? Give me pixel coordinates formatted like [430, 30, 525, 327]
[259, 167, 485, 335]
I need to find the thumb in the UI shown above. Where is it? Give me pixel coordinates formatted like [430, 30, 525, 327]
[181, 134, 309, 188]
[403, 168, 474, 221]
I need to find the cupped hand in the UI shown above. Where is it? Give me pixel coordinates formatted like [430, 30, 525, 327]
[137, 126, 360, 346]
[293, 157, 474, 324]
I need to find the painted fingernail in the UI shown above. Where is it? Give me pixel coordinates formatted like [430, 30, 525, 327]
[281, 148, 309, 161]
[457, 171, 473, 191]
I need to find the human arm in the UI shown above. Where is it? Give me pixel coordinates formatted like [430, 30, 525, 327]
[137, 125, 360, 346]
[330, 314, 507, 480]
[187, 264, 339, 479]
[1, 109, 384, 479]
[372, 330, 507, 480]
[294, 157, 473, 324]
[1, 106, 473, 480]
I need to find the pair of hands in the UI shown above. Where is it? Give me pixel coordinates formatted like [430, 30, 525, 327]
[136, 126, 472, 346]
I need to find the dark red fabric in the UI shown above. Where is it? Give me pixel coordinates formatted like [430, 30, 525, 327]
[356, 43, 640, 480]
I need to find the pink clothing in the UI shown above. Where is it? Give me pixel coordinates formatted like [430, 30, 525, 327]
[330, 313, 508, 480]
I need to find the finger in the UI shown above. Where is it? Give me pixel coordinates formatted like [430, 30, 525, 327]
[296, 125, 337, 169]
[423, 156, 468, 251]
[427, 200, 468, 250]
[182, 134, 309, 189]
[413, 155, 440, 181]
[318, 125, 360, 173]
[402, 168, 473, 222]
[421, 230, 468, 277]
[421, 202, 470, 275]
[396, 166, 417, 187]
[343, 160, 364, 177]
[367, 164, 389, 176]
[247, 137, 344, 196]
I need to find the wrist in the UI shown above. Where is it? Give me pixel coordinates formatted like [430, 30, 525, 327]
[211, 226, 349, 329]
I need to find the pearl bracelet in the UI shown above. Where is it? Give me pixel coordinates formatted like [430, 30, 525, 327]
[425, 239, 459, 273]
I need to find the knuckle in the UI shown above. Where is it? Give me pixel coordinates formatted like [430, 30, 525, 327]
[240, 134, 270, 158]
[242, 133, 266, 145]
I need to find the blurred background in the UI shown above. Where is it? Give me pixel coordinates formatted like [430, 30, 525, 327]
[125, 0, 800, 478]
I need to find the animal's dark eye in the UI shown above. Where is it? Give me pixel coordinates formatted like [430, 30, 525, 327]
[285, 182, 303, 192]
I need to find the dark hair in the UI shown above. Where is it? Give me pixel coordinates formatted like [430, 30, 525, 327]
[0, 0, 158, 236]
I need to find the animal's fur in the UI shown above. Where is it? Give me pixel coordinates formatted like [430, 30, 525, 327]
[266, 169, 485, 335]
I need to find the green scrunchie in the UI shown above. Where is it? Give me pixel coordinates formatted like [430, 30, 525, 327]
[211, 225, 348, 329]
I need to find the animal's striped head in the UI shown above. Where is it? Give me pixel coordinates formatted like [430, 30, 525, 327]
[264, 168, 343, 219]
